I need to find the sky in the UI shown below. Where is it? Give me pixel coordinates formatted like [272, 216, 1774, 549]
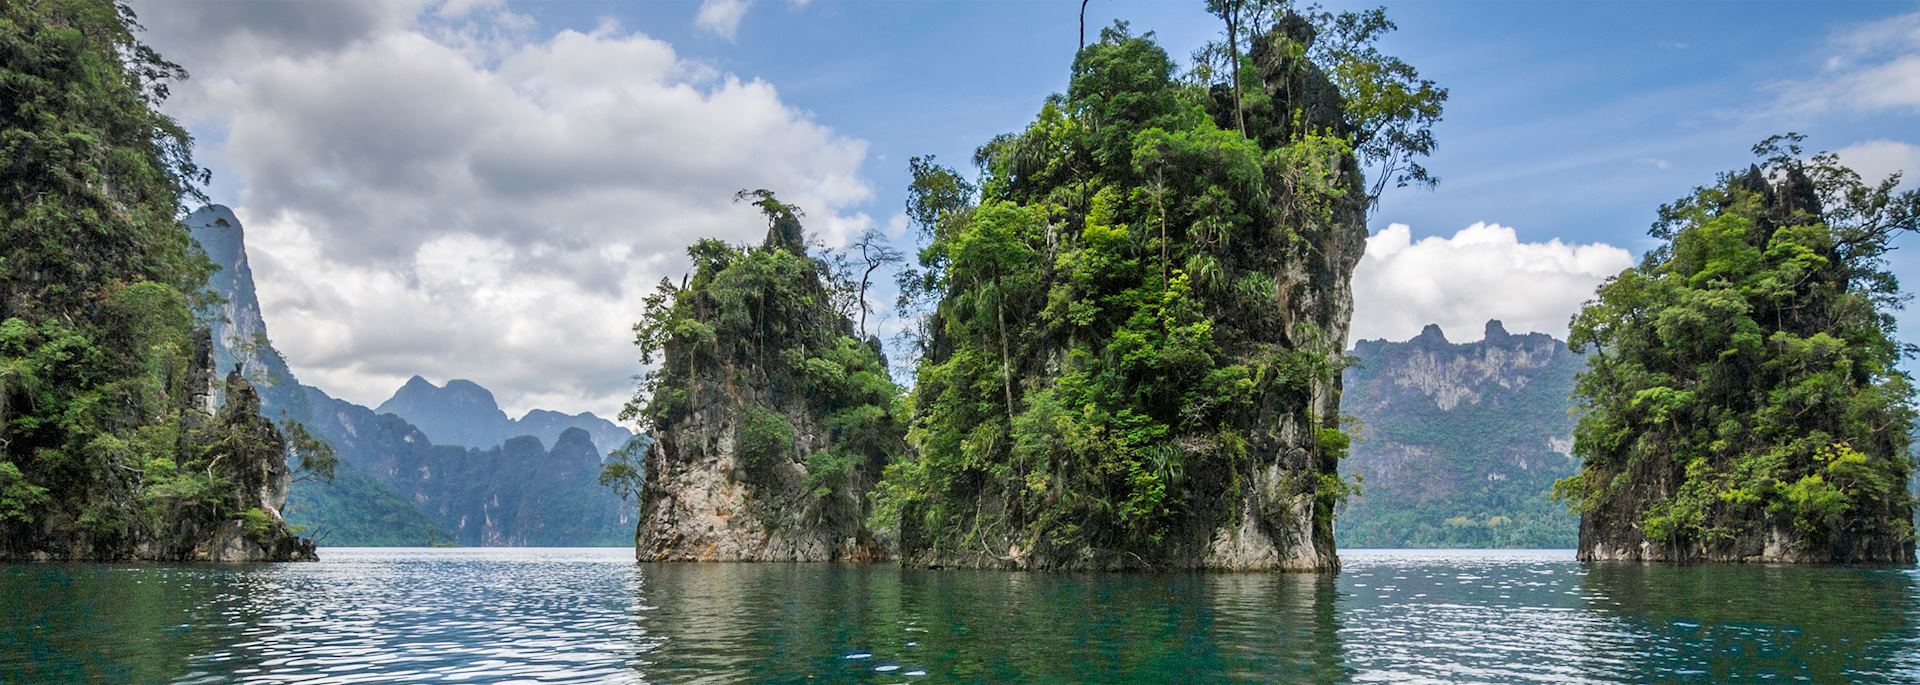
[127, 0, 1920, 419]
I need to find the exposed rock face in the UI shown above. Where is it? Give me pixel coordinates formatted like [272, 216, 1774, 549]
[637, 392, 887, 562]
[187, 206, 310, 422]
[1339, 321, 1585, 548]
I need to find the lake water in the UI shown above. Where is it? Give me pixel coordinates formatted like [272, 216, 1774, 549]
[3, 548, 1918, 683]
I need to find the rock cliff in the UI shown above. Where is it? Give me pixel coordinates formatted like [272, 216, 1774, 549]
[1564, 156, 1915, 565]
[631, 196, 901, 562]
[884, 15, 1395, 571]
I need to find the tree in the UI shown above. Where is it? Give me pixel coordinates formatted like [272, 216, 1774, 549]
[1308, 7, 1447, 211]
[894, 156, 977, 363]
[282, 420, 338, 486]
[849, 227, 903, 338]
[598, 439, 647, 502]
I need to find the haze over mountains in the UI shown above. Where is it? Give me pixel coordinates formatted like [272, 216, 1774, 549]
[188, 206, 637, 546]
[377, 376, 633, 453]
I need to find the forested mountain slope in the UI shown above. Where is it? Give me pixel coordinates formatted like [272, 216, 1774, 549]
[1339, 321, 1583, 548]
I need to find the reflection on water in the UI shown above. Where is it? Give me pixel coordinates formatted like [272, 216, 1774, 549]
[2, 548, 1918, 683]
[1577, 561, 1920, 682]
[635, 564, 1345, 682]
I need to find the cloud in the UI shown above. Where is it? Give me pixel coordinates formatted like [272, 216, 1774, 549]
[695, 0, 751, 39]
[1772, 11, 1920, 115]
[134, 2, 872, 417]
[1834, 139, 1920, 189]
[1350, 223, 1634, 345]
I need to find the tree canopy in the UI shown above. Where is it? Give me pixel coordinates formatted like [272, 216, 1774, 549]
[0, 0, 312, 558]
[1557, 135, 1919, 562]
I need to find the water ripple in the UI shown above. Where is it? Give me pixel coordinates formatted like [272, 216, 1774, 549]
[2, 548, 1918, 682]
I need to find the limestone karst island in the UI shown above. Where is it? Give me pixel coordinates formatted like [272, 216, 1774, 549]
[4, 0, 1919, 681]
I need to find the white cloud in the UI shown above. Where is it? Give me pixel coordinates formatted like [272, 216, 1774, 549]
[695, 0, 752, 39]
[1773, 11, 1920, 115]
[1834, 139, 1920, 189]
[135, 2, 872, 418]
[1350, 223, 1634, 346]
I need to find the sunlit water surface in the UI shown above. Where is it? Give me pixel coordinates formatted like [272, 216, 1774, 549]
[4, 548, 1918, 683]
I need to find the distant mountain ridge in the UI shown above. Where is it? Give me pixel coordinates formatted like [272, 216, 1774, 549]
[187, 205, 636, 546]
[1338, 320, 1585, 548]
[188, 206, 447, 545]
[304, 387, 634, 546]
[376, 375, 633, 455]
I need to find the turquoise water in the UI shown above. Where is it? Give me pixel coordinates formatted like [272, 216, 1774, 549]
[3, 548, 1917, 683]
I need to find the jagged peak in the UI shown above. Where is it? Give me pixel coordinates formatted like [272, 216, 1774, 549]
[400, 374, 436, 390]
[187, 204, 244, 236]
[1484, 320, 1510, 341]
[1414, 323, 1449, 345]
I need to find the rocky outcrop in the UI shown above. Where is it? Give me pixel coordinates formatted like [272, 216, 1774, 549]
[636, 390, 888, 562]
[889, 17, 1374, 572]
[1567, 162, 1915, 565]
[0, 341, 316, 562]
[632, 198, 900, 562]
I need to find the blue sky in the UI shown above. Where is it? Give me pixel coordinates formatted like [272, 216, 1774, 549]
[135, 0, 1920, 416]
[515, 1, 1914, 246]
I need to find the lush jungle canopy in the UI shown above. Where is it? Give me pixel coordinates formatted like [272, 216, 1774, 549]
[0, 0, 321, 559]
[1558, 135, 1920, 563]
[872, 5, 1445, 568]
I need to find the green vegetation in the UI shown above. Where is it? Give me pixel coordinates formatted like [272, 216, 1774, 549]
[874, 6, 1444, 566]
[0, 1, 318, 558]
[285, 458, 453, 547]
[1558, 135, 1919, 562]
[620, 191, 905, 504]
